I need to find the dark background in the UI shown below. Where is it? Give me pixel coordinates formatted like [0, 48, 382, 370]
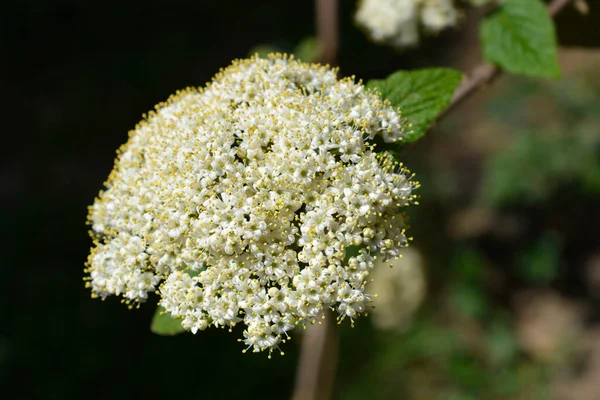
[2, 1, 599, 399]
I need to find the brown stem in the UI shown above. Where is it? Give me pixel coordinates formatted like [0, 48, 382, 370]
[316, 0, 338, 65]
[292, 311, 338, 400]
[548, 0, 572, 15]
[441, 63, 499, 119]
[440, 0, 572, 121]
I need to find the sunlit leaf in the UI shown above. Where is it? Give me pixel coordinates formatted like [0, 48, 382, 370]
[367, 68, 462, 143]
[480, 0, 561, 78]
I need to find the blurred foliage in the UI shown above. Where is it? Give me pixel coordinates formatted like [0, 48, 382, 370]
[249, 44, 283, 58]
[336, 63, 600, 400]
[249, 36, 323, 63]
[517, 232, 561, 284]
[482, 72, 600, 206]
[293, 37, 323, 63]
[482, 130, 600, 205]
[336, 248, 554, 400]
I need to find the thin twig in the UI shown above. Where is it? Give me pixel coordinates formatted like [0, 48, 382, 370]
[440, 0, 572, 120]
[441, 63, 499, 119]
[549, 0, 573, 15]
[316, 0, 339, 65]
[292, 312, 338, 400]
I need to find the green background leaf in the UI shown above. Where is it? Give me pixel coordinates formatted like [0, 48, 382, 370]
[248, 44, 284, 58]
[517, 232, 561, 284]
[248, 37, 321, 63]
[480, 0, 561, 78]
[294, 37, 322, 63]
[366, 68, 462, 143]
[150, 306, 186, 336]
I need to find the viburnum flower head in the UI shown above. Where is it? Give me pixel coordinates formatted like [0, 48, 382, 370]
[85, 54, 417, 355]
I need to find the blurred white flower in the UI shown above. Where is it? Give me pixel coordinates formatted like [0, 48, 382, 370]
[369, 247, 426, 331]
[85, 54, 418, 355]
[356, 0, 491, 48]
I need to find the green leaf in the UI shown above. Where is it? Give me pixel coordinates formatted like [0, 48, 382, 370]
[345, 245, 363, 259]
[453, 249, 486, 283]
[449, 283, 488, 319]
[487, 321, 518, 367]
[150, 306, 186, 336]
[293, 37, 322, 63]
[248, 44, 284, 58]
[366, 68, 462, 143]
[480, 0, 561, 79]
[517, 232, 561, 284]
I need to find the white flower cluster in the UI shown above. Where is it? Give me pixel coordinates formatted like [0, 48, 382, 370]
[355, 0, 491, 48]
[85, 54, 417, 355]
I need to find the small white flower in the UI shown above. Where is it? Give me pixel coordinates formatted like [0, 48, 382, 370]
[85, 54, 418, 354]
